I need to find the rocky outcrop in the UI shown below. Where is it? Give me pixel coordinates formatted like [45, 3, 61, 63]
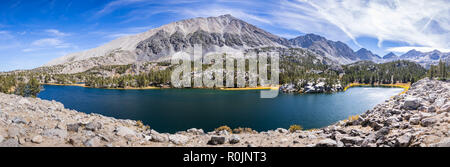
[280, 79, 343, 93]
[0, 78, 448, 147]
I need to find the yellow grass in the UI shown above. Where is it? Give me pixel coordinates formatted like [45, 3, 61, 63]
[219, 85, 280, 90]
[348, 115, 359, 121]
[42, 83, 159, 90]
[215, 125, 232, 133]
[42, 83, 87, 87]
[289, 124, 303, 132]
[343, 82, 410, 95]
[105, 86, 160, 90]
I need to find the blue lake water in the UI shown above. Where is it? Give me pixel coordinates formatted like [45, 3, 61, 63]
[38, 85, 403, 133]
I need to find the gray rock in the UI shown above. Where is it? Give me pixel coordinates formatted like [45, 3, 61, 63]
[115, 126, 136, 137]
[389, 109, 402, 115]
[84, 137, 102, 147]
[208, 136, 226, 145]
[439, 103, 450, 113]
[404, 98, 421, 110]
[376, 127, 390, 139]
[409, 116, 421, 125]
[341, 136, 364, 146]
[18, 98, 31, 105]
[42, 129, 68, 139]
[12, 117, 27, 124]
[7, 127, 21, 138]
[0, 135, 4, 143]
[350, 129, 363, 136]
[315, 139, 337, 147]
[169, 134, 189, 145]
[85, 122, 102, 131]
[0, 139, 19, 147]
[229, 135, 240, 144]
[427, 106, 436, 113]
[433, 98, 446, 107]
[186, 128, 204, 135]
[218, 130, 229, 136]
[31, 135, 43, 144]
[18, 137, 25, 145]
[298, 133, 308, 139]
[362, 133, 376, 147]
[385, 116, 399, 125]
[276, 128, 289, 133]
[420, 118, 437, 127]
[369, 122, 383, 131]
[430, 138, 450, 147]
[97, 134, 110, 142]
[124, 134, 138, 141]
[143, 134, 152, 141]
[150, 130, 168, 142]
[395, 133, 412, 147]
[67, 123, 81, 132]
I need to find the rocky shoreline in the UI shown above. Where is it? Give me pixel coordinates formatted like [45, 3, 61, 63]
[0, 78, 448, 147]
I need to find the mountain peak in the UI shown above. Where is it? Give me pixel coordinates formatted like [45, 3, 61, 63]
[45, 14, 287, 70]
[288, 33, 359, 63]
[356, 48, 370, 53]
[401, 49, 423, 58]
[383, 52, 397, 59]
[218, 14, 234, 18]
[303, 33, 327, 41]
[355, 48, 381, 61]
[289, 33, 327, 48]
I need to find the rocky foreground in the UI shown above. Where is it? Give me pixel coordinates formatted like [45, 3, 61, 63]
[0, 78, 449, 147]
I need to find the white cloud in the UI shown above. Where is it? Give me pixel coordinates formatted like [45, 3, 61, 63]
[31, 38, 64, 47]
[273, 0, 450, 51]
[0, 31, 13, 39]
[45, 29, 70, 37]
[0, 31, 20, 50]
[106, 33, 134, 39]
[24, 38, 76, 52]
[97, 0, 147, 15]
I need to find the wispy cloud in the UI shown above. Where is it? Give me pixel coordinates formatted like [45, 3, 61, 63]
[24, 38, 76, 52]
[90, 0, 449, 54]
[31, 38, 64, 47]
[105, 33, 135, 39]
[97, 0, 147, 16]
[0, 31, 20, 50]
[0, 31, 13, 39]
[273, 0, 450, 51]
[45, 29, 70, 37]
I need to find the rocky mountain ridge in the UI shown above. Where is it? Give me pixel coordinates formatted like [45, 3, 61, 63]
[41, 14, 449, 74]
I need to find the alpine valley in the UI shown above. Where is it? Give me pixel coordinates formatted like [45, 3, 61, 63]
[0, 14, 450, 148]
[1, 15, 447, 95]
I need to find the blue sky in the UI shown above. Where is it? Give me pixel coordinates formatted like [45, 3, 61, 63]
[0, 0, 449, 72]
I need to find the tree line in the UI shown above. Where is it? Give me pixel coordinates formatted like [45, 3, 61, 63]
[428, 60, 448, 81]
[0, 75, 40, 97]
[0, 59, 445, 97]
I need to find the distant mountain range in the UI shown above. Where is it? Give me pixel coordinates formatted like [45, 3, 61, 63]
[43, 14, 449, 73]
